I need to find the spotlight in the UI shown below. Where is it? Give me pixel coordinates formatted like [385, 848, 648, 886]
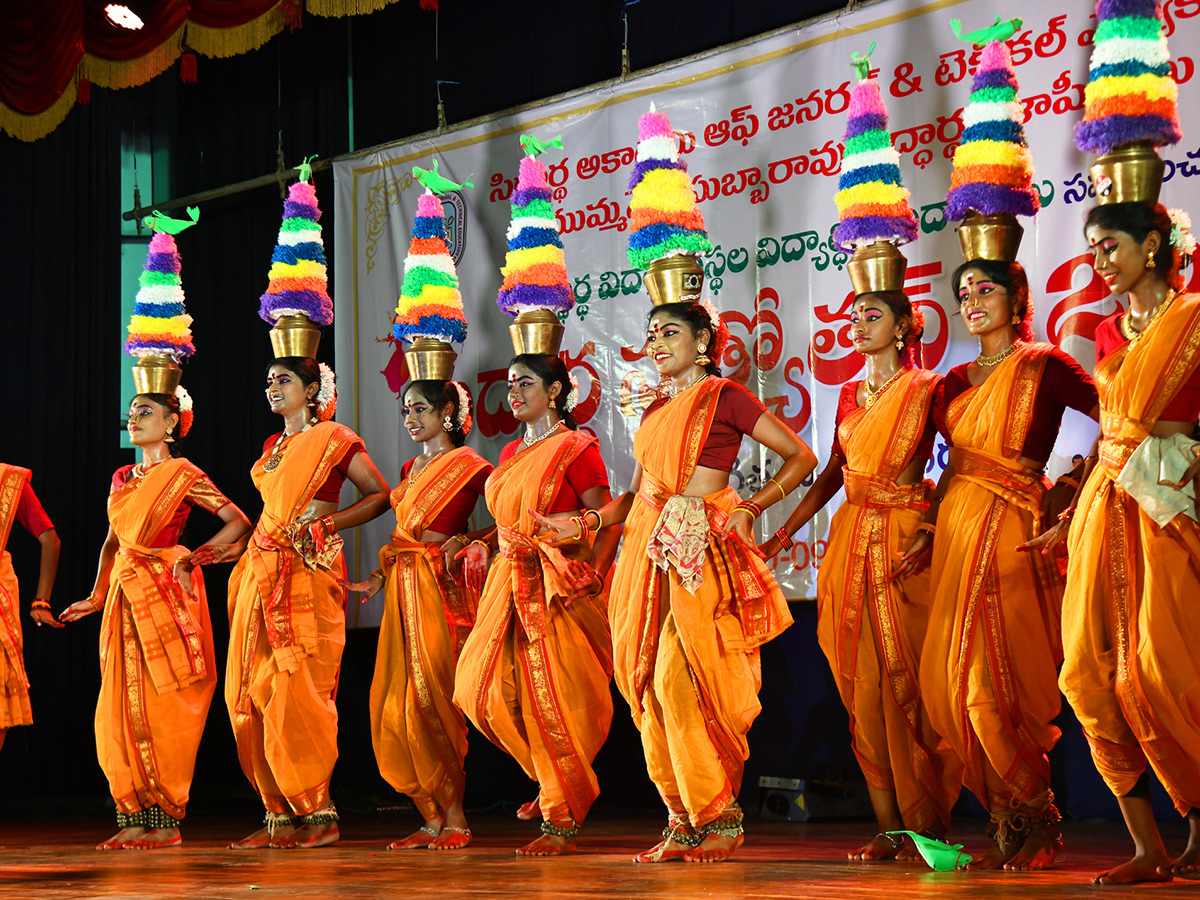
[105, 1, 152, 30]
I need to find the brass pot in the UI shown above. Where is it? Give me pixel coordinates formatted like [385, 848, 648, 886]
[1091, 142, 1164, 206]
[509, 308, 565, 356]
[404, 338, 458, 381]
[957, 211, 1024, 263]
[847, 242, 908, 296]
[131, 356, 183, 396]
[269, 314, 322, 359]
[643, 255, 705, 307]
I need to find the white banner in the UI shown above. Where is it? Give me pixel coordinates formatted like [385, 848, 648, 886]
[334, 0, 1200, 624]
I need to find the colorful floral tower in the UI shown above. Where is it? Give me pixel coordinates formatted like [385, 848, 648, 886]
[832, 47, 918, 295]
[945, 17, 1038, 261]
[394, 165, 470, 380]
[497, 134, 572, 355]
[627, 103, 712, 307]
[1076, 0, 1182, 205]
[260, 157, 333, 359]
[126, 207, 199, 394]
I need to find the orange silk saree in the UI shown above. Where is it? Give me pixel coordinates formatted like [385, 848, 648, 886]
[1061, 293, 1200, 814]
[920, 344, 1064, 813]
[370, 446, 489, 822]
[0, 464, 34, 728]
[452, 430, 613, 826]
[608, 377, 792, 827]
[95, 458, 217, 819]
[817, 369, 960, 833]
[225, 421, 361, 816]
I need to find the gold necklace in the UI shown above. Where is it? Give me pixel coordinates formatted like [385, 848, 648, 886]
[667, 371, 710, 399]
[407, 450, 448, 486]
[263, 419, 314, 473]
[862, 367, 904, 408]
[131, 457, 167, 484]
[976, 339, 1022, 367]
[1120, 289, 1177, 344]
[522, 420, 563, 448]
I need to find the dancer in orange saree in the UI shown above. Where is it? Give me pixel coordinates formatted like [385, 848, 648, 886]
[1057, 197, 1200, 885]
[0, 463, 61, 748]
[760, 291, 959, 861]
[61, 389, 251, 850]
[225, 355, 389, 849]
[346, 378, 491, 851]
[539, 299, 814, 863]
[454, 351, 621, 856]
[921, 255, 1098, 870]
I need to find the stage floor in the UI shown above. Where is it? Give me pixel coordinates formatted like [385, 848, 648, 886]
[1, 815, 1192, 899]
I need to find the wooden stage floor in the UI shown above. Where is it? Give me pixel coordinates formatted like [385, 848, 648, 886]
[1, 814, 1194, 899]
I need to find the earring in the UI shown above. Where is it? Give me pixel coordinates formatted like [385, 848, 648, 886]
[1011, 313, 1020, 324]
[442, 415, 454, 432]
[1146, 251, 1157, 269]
[165, 428, 175, 443]
[895, 336, 905, 353]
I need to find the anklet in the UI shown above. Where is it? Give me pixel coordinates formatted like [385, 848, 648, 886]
[698, 806, 744, 838]
[539, 818, 581, 839]
[301, 805, 339, 827]
[144, 806, 181, 830]
[116, 810, 146, 829]
[264, 811, 295, 837]
[662, 817, 703, 847]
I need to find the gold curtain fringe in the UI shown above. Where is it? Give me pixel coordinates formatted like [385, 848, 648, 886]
[0, 73, 80, 142]
[81, 26, 186, 90]
[307, 0, 405, 16]
[186, 3, 287, 59]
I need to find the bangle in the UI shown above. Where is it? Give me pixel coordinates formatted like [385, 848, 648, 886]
[734, 500, 763, 522]
[917, 522, 936, 535]
[585, 509, 602, 531]
[370, 569, 384, 583]
[31, 599, 51, 611]
[768, 478, 788, 503]
[571, 515, 590, 543]
[87, 592, 105, 612]
[774, 527, 794, 551]
[470, 539, 490, 553]
[1057, 507, 1076, 523]
[319, 515, 335, 534]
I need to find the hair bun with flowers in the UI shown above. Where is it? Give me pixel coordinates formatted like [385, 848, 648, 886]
[699, 297, 729, 364]
[451, 381, 473, 434]
[175, 385, 194, 437]
[902, 307, 926, 369]
[1168, 208, 1197, 265]
[562, 374, 581, 414]
[313, 362, 338, 421]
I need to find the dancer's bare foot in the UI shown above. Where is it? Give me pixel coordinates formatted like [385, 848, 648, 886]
[229, 824, 291, 850]
[849, 833, 902, 861]
[1095, 851, 1173, 885]
[966, 844, 1013, 870]
[634, 834, 691, 863]
[516, 799, 539, 820]
[516, 833, 574, 856]
[123, 827, 181, 850]
[685, 832, 744, 863]
[430, 826, 471, 850]
[387, 823, 441, 850]
[98, 827, 143, 850]
[1160, 815, 1200, 878]
[273, 821, 339, 849]
[1005, 827, 1062, 871]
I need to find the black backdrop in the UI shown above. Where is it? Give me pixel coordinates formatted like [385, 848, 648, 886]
[0, 0, 1144, 826]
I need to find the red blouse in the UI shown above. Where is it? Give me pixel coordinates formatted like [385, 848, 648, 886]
[498, 437, 610, 513]
[1095, 312, 1200, 422]
[16, 482, 53, 538]
[260, 434, 363, 502]
[829, 378, 938, 464]
[641, 381, 767, 472]
[935, 346, 1097, 463]
[398, 457, 492, 535]
[110, 466, 231, 547]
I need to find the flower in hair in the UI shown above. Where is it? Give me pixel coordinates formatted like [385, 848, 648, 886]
[314, 362, 338, 421]
[699, 297, 730, 363]
[175, 384, 194, 437]
[1169, 208, 1197, 258]
[452, 381, 473, 434]
[563, 374, 580, 413]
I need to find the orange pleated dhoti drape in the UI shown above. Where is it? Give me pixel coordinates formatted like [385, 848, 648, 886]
[1061, 293, 1200, 815]
[816, 369, 960, 833]
[452, 430, 613, 826]
[609, 377, 792, 827]
[0, 465, 34, 729]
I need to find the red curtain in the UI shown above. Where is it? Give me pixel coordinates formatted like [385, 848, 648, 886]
[0, 0, 396, 140]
